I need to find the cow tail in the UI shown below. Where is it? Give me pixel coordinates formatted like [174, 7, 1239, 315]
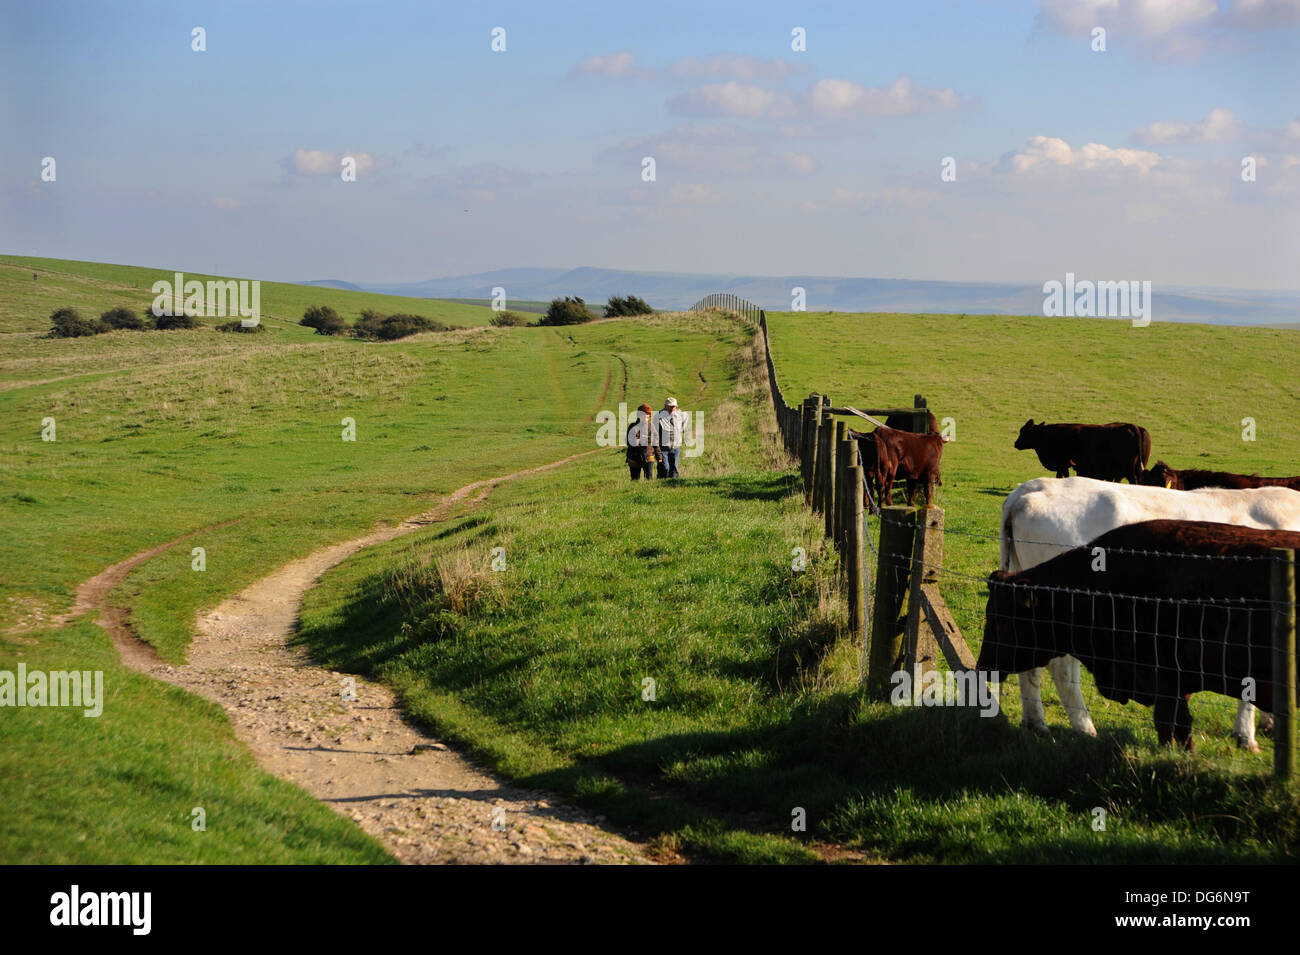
[1140, 426, 1151, 468]
[1000, 511, 1012, 573]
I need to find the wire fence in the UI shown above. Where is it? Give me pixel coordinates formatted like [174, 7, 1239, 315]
[739, 295, 1297, 775]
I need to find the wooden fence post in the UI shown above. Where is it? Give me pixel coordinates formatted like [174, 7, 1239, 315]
[912, 394, 928, 435]
[865, 507, 918, 700]
[1273, 548, 1297, 782]
[824, 418, 840, 540]
[903, 507, 944, 680]
[833, 424, 848, 553]
[802, 396, 819, 503]
[813, 405, 831, 515]
[847, 464, 865, 648]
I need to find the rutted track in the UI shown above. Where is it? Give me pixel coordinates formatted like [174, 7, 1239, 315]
[68, 449, 652, 865]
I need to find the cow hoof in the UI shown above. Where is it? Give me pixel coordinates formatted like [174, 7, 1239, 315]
[1022, 721, 1053, 739]
[1231, 733, 1261, 754]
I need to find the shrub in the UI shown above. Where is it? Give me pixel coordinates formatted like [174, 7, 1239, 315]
[604, 295, 654, 317]
[153, 310, 199, 330]
[539, 296, 595, 326]
[48, 307, 105, 338]
[100, 306, 146, 330]
[489, 310, 529, 327]
[354, 311, 450, 341]
[215, 320, 266, 333]
[301, 305, 345, 334]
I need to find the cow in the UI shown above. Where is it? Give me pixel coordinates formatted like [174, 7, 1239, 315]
[851, 426, 943, 510]
[884, 410, 938, 434]
[1014, 419, 1151, 484]
[979, 520, 1300, 750]
[1000, 476, 1300, 749]
[848, 428, 897, 513]
[1140, 461, 1300, 492]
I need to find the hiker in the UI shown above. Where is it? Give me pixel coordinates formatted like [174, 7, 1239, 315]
[652, 397, 687, 479]
[626, 403, 657, 481]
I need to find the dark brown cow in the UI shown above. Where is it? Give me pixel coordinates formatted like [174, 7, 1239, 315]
[871, 426, 944, 508]
[1014, 419, 1151, 484]
[848, 428, 894, 514]
[884, 410, 938, 434]
[1139, 460, 1300, 492]
[978, 520, 1300, 750]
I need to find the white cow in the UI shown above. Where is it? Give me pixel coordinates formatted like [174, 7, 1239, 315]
[1000, 477, 1300, 750]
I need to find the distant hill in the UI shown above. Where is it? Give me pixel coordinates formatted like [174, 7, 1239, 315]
[300, 279, 365, 292]
[301, 267, 1300, 327]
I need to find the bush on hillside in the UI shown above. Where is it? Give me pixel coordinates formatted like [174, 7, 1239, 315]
[152, 310, 199, 329]
[539, 296, 595, 326]
[215, 320, 266, 333]
[301, 305, 345, 335]
[354, 311, 450, 341]
[489, 310, 529, 327]
[100, 306, 146, 330]
[48, 308, 106, 338]
[604, 295, 653, 317]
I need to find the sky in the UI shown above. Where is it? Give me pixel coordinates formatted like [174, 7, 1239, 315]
[2, 0, 1298, 289]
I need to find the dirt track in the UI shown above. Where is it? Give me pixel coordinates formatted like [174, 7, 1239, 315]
[72, 449, 652, 865]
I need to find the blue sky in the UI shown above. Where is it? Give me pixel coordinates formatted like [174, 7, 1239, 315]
[3, 0, 1298, 288]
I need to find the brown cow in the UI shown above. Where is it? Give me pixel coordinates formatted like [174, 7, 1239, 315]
[1014, 419, 1151, 484]
[1140, 461, 1300, 492]
[871, 426, 944, 508]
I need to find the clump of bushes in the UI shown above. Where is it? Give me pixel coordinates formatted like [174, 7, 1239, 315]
[298, 305, 456, 341]
[216, 320, 266, 333]
[300, 305, 347, 336]
[47, 305, 206, 337]
[539, 296, 595, 326]
[100, 306, 147, 330]
[49, 308, 104, 338]
[152, 311, 199, 330]
[489, 310, 529, 327]
[354, 311, 449, 340]
[604, 294, 653, 317]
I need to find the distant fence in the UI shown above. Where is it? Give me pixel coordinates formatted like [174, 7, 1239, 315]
[689, 293, 763, 322]
[747, 299, 1297, 778]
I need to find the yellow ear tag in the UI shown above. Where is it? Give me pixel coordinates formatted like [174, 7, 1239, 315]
[1165, 477, 1173, 489]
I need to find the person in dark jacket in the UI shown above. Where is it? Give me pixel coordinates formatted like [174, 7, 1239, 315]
[626, 403, 657, 480]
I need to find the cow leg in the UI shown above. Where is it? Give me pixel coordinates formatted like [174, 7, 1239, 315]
[1018, 668, 1052, 736]
[905, 480, 917, 506]
[1047, 655, 1097, 736]
[1231, 701, 1260, 754]
[1155, 694, 1194, 751]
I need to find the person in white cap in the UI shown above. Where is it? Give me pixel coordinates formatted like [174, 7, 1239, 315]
[652, 397, 687, 478]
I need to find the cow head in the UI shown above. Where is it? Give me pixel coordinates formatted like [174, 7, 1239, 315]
[1013, 419, 1038, 450]
[1139, 461, 1181, 490]
[978, 571, 1054, 678]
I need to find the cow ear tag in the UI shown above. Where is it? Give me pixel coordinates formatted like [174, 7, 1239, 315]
[1165, 477, 1173, 489]
[1019, 593, 1032, 609]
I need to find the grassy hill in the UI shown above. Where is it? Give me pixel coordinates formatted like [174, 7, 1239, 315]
[0, 255, 498, 335]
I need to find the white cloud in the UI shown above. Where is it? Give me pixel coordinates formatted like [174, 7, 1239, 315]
[1005, 136, 1161, 174]
[782, 152, 818, 174]
[1132, 107, 1239, 144]
[667, 183, 721, 204]
[667, 82, 795, 119]
[1036, 0, 1217, 37]
[571, 51, 639, 77]
[290, 149, 337, 175]
[666, 55, 801, 81]
[1225, 0, 1300, 26]
[808, 76, 961, 119]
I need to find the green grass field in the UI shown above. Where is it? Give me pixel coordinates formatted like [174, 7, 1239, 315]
[3, 258, 1298, 864]
[0, 255, 498, 335]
